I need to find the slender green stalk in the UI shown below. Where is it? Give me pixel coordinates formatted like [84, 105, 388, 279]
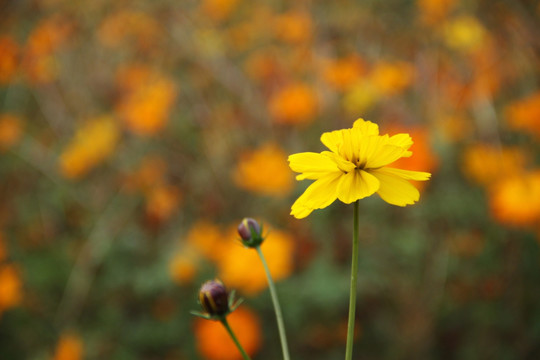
[220, 317, 253, 360]
[256, 246, 291, 360]
[345, 200, 360, 360]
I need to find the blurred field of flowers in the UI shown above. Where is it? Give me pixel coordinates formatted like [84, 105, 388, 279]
[1, 0, 540, 359]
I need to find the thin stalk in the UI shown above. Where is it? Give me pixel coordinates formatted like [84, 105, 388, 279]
[345, 200, 360, 360]
[220, 317, 252, 360]
[256, 246, 291, 360]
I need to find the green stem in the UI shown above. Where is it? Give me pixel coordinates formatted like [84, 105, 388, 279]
[220, 317, 252, 360]
[345, 200, 360, 360]
[256, 246, 291, 360]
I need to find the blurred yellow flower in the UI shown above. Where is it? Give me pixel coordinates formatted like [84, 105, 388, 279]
[0, 36, 19, 84]
[489, 170, 540, 227]
[462, 144, 529, 187]
[0, 264, 22, 315]
[0, 114, 23, 151]
[233, 142, 293, 197]
[505, 92, 540, 138]
[52, 333, 83, 360]
[115, 64, 177, 136]
[269, 83, 318, 125]
[194, 306, 261, 360]
[370, 61, 415, 96]
[273, 11, 313, 44]
[343, 81, 380, 114]
[322, 55, 365, 91]
[443, 16, 486, 53]
[289, 119, 431, 218]
[218, 226, 294, 295]
[59, 116, 119, 180]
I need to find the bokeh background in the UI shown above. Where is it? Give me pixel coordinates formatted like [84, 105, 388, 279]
[1, 0, 540, 359]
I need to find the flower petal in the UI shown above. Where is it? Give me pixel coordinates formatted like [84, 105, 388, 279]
[337, 169, 380, 204]
[364, 144, 406, 169]
[376, 167, 431, 181]
[288, 152, 340, 180]
[320, 130, 344, 154]
[352, 118, 379, 135]
[322, 151, 356, 173]
[370, 169, 422, 206]
[290, 172, 342, 218]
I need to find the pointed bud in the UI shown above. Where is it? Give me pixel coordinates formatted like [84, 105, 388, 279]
[199, 279, 229, 316]
[237, 218, 264, 248]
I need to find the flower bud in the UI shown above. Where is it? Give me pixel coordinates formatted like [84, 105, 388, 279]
[237, 218, 264, 247]
[199, 279, 229, 316]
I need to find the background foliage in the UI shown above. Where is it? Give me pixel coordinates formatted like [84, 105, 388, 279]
[1, 0, 540, 359]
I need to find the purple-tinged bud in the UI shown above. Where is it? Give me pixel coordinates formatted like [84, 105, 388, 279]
[237, 218, 264, 248]
[199, 279, 229, 316]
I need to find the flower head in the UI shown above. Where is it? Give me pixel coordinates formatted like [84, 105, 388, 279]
[199, 279, 230, 316]
[237, 218, 264, 248]
[288, 118, 431, 218]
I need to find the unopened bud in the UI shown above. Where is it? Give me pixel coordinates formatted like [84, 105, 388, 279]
[199, 279, 229, 316]
[237, 218, 264, 248]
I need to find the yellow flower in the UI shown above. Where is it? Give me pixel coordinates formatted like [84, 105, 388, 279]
[288, 118, 431, 218]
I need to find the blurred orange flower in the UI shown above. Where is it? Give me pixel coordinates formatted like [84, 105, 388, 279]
[98, 10, 161, 51]
[322, 55, 365, 91]
[417, 0, 456, 25]
[489, 170, 540, 227]
[269, 83, 318, 125]
[0, 233, 6, 261]
[22, 16, 72, 84]
[186, 221, 228, 263]
[0, 264, 22, 315]
[505, 92, 540, 138]
[0, 114, 23, 151]
[233, 142, 293, 197]
[244, 49, 281, 83]
[52, 333, 83, 360]
[145, 185, 182, 223]
[200, 0, 241, 22]
[370, 61, 415, 96]
[462, 144, 529, 187]
[115, 64, 177, 135]
[124, 156, 168, 193]
[273, 11, 313, 44]
[169, 251, 197, 285]
[59, 116, 120, 180]
[386, 126, 438, 190]
[218, 226, 294, 295]
[194, 306, 261, 360]
[0, 36, 19, 84]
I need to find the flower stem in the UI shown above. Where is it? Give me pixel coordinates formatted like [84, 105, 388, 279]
[220, 317, 253, 360]
[256, 246, 291, 360]
[345, 200, 360, 360]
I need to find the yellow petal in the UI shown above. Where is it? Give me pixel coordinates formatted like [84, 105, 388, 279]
[320, 129, 344, 153]
[288, 152, 340, 180]
[321, 151, 356, 173]
[365, 144, 406, 169]
[291, 172, 342, 218]
[388, 133, 413, 150]
[357, 135, 386, 167]
[376, 167, 431, 181]
[336, 169, 380, 204]
[370, 169, 421, 206]
[352, 118, 379, 135]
